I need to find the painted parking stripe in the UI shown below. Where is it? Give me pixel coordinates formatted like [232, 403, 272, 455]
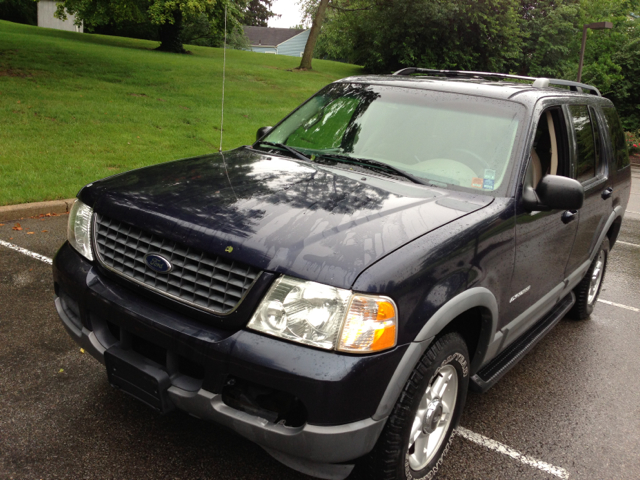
[456, 427, 570, 479]
[617, 240, 640, 248]
[10, 237, 640, 479]
[0, 240, 53, 265]
[597, 299, 640, 312]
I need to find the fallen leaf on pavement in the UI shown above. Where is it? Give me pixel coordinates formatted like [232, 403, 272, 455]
[12, 223, 22, 231]
[0, 223, 4, 226]
[27, 232, 34, 234]
[42, 230, 48, 233]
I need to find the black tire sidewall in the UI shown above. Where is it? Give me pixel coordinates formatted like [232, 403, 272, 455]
[401, 334, 470, 480]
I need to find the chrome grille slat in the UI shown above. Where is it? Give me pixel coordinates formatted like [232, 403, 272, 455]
[93, 213, 260, 314]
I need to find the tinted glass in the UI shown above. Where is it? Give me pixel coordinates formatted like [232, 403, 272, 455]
[264, 83, 525, 193]
[602, 107, 630, 170]
[569, 105, 596, 182]
[589, 106, 602, 174]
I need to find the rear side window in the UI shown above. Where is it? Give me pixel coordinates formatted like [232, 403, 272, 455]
[602, 107, 630, 170]
[568, 105, 598, 182]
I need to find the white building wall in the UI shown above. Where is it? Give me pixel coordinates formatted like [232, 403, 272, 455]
[277, 30, 310, 57]
[38, 0, 83, 33]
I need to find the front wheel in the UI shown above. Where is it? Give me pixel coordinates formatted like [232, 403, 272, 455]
[364, 333, 469, 480]
[569, 237, 609, 320]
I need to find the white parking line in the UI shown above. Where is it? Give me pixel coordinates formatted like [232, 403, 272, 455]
[597, 299, 640, 312]
[11, 238, 640, 480]
[456, 427, 570, 479]
[617, 240, 640, 248]
[0, 240, 53, 265]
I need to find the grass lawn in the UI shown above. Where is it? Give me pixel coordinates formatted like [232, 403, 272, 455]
[0, 20, 363, 206]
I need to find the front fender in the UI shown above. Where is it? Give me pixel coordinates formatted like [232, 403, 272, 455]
[372, 287, 498, 420]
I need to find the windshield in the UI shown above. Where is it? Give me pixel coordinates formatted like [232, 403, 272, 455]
[260, 83, 525, 193]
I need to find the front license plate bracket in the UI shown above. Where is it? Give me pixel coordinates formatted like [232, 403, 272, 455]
[104, 346, 174, 414]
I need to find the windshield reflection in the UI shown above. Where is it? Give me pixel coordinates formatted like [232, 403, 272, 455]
[261, 83, 524, 194]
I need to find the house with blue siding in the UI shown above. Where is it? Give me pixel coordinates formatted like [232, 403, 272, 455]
[243, 26, 310, 57]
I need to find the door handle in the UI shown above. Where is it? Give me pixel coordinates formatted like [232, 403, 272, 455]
[562, 210, 578, 224]
[601, 187, 613, 200]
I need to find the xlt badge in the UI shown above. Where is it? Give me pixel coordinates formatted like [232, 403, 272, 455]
[510, 285, 531, 303]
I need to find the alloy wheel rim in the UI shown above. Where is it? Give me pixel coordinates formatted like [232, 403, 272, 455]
[407, 364, 458, 471]
[587, 251, 605, 305]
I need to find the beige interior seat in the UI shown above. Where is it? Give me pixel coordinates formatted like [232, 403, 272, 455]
[547, 111, 558, 176]
[531, 110, 558, 188]
[531, 148, 542, 187]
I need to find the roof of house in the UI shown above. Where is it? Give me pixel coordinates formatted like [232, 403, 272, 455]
[242, 26, 306, 47]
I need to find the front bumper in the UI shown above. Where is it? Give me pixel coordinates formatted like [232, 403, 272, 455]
[53, 242, 405, 470]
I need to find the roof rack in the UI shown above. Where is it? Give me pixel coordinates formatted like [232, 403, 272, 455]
[392, 68, 601, 96]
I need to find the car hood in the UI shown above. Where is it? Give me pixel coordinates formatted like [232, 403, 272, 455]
[80, 147, 493, 289]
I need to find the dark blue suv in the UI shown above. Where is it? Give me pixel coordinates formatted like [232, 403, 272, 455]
[54, 69, 631, 480]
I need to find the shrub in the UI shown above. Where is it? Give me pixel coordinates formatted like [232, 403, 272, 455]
[625, 131, 640, 156]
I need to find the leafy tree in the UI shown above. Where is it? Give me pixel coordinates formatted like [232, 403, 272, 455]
[511, 0, 581, 77]
[0, 0, 37, 25]
[577, 0, 640, 129]
[299, 0, 330, 70]
[54, 0, 247, 53]
[242, 0, 279, 26]
[310, 0, 522, 73]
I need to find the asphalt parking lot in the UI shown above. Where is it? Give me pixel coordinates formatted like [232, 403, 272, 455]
[1, 168, 639, 480]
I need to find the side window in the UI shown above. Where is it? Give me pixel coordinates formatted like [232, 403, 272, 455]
[602, 107, 630, 170]
[589, 106, 603, 174]
[528, 107, 569, 187]
[568, 105, 597, 183]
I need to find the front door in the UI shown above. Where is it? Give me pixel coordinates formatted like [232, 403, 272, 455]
[500, 105, 578, 340]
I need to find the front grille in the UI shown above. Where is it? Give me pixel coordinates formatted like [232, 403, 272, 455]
[93, 213, 260, 314]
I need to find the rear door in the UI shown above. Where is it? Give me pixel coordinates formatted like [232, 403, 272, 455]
[564, 104, 613, 275]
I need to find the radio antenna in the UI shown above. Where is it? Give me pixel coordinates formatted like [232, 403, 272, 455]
[218, 5, 227, 153]
[217, 6, 237, 200]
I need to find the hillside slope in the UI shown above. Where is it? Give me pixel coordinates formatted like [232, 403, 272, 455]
[0, 21, 363, 205]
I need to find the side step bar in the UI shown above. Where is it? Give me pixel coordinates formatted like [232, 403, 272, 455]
[470, 292, 576, 393]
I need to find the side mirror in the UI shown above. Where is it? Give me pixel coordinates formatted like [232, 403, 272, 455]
[522, 175, 584, 212]
[256, 126, 273, 141]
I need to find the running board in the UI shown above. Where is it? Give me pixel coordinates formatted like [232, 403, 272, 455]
[470, 292, 575, 393]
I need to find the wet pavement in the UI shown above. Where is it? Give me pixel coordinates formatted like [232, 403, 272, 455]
[1, 168, 639, 480]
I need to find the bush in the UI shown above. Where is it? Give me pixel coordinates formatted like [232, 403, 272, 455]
[626, 131, 640, 156]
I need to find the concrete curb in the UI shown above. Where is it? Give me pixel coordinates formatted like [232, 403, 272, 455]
[0, 198, 76, 223]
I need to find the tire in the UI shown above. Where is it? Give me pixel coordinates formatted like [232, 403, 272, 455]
[364, 332, 470, 480]
[569, 237, 609, 320]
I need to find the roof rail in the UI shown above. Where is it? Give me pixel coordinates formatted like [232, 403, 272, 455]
[392, 68, 601, 96]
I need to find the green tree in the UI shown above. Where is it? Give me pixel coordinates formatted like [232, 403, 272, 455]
[54, 0, 247, 53]
[512, 0, 581, 77]
[0, 0, 37, 25]
[242, 0, 279, 26]
[299, 0, 330, 70]
[310, 0, 522, 73]
[577, 0, 640, 129]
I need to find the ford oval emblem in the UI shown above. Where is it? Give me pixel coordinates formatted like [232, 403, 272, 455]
[144, 253, 172, 274]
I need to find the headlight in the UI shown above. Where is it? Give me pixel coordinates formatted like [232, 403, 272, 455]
[248, 276, 397, 353]
[67, 199, 94, 261]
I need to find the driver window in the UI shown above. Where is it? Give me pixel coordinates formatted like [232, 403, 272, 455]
[527, 107, 568, 188]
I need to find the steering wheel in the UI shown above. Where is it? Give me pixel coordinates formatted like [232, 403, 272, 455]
[451, 148, 492, 174]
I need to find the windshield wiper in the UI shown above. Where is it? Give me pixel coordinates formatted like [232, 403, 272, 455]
[256, 141, 310, 162]
[318, 153, 428, 185]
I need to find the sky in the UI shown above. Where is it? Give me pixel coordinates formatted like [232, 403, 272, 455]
[268, 0, 306, 28]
